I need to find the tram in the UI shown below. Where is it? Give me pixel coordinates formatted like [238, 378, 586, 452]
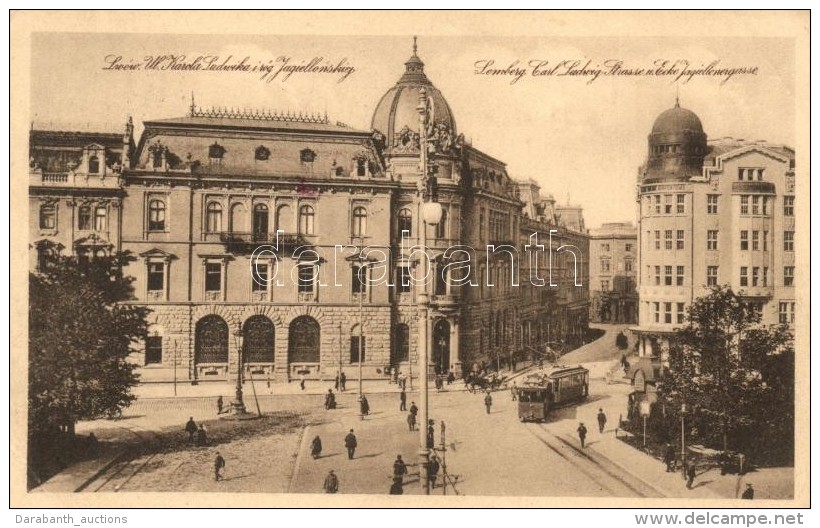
[517, 365, 589, 422]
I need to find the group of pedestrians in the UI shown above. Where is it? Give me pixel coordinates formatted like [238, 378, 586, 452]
[183, 416, 209, 447]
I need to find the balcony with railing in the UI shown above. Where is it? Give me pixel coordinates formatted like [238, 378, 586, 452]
[30, 169, 121, 189]
[219, 231, 308, 254]
[732, 181, 776, 194]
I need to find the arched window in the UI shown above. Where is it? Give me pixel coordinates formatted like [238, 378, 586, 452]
[195, 315, 228, 364]
[288, 316, 320, 363]
[299, 205, 315, 235]
[94, 206, 107, 232]
[148, 200, 166, 231]
[88, 155, 100, 174]
[39, 205, 56, 230]
[253, 203, 269, 237]
[206, 202, 223, 233]
[392, 323, 410, 364]
[352, 206, 367, 237]
[398, 208, 412, 237]
[243, 316, 274, 363]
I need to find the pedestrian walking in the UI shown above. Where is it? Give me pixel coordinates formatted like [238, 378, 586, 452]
[399, 388, 407, 411]
[360, 394, 370, 416]
[216, 396, 223, 415]
[344, 429, 358, 459]
[398, 372, 406, 390]
[663, 443, 676, 472]
[409, 402, 418, 418]
[323, 469, 339, 493]
[577, 422, 588, 448]
[214, 451, 225, 481]
[427, 420, 435, 449]
[195, 424, 208, 446]
[407, 411, 416, 431]
[484, 392, 493, 414]
[742, 483, 754, 500]
[340, 372, 347, 392]
[311, 435, 323, 459]
[447, 371, 455, 385]
[300, 373, 306, 391]
[393, 455, 408, 480]
[428, 454, 440, 489]
[389, 476, 404, 495]
[510, 382, 518, 401]
[334, 374, 340, 390]
[597, 408, 607, 433]
[325, 389, 336, 410]
[184, 417, 197, 443]
[685, 458, 697, 489]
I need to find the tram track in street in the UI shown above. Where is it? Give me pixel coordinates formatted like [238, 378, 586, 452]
[84, 424, 162, 493]
[527, 423, 663, 498]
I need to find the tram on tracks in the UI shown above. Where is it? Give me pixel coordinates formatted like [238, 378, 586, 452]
[517, 365, 589, 422]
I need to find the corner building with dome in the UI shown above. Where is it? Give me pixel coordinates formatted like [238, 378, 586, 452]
[28, 45, 590, 385]
[629, 100, 796, 388]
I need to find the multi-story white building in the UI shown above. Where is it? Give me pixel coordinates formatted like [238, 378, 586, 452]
[632, 100, 796, 383]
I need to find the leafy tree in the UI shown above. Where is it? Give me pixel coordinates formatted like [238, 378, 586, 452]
[657, 286, 794, 461]
[29, 252, 148, 436]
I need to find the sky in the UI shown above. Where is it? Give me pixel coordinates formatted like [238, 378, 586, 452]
[29, 32, 795, 229]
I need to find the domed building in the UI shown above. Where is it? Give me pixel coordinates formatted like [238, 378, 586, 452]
[630, 100, 796, 396]
[28, 41, 591, 385]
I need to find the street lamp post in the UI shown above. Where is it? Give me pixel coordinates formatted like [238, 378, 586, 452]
[680, 403, 688, 478]
[417, 85, 443, 495]
[232, 323, 247, 415]
[358, 248, 365, 420]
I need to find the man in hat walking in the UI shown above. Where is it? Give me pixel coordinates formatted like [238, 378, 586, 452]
[399, 388, 407, 412]
[685, 458, 697, 489]
[323, 469, 339, 493]
[428, 453, 440, 489]
[484, 392, 493, 414]
[214, 451, 225, 481]
[184, 417, 197, 443]
[577, 422, 588, 448]
[597, 408, 607, 433]
[344, 429, 358, 459]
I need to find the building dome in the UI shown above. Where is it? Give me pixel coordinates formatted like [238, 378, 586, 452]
[644, 100, 707, 182]
[371, 41, 457, 154]
[651, 105, 704, 135]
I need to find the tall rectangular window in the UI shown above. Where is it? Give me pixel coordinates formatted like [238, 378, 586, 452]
[654, 302, 660, 323]
[600, 259, 610, 272]
[779, 302, 795, 325]
[205, 263, 222, 292]
[784, 266, 794, 287]
[784, 196, 794, 216]
[397, 265, 411, 293]
[752, 195, 760, 215]
[601, 280, 610, 291]
[707, 266, 718, 286]
[145, 336, 163, 365]
[351, 265, 366, 294]
[664, 195, 673, 214]
[664, 302, 672, 324]
[664, 265, 673, 286]
[298, 264, 316, 294]
[752, 267, 759, 287]
[94, 207, 107, 232]
[654, 230, 661, 250]
[763, 267, 768, 287]
[624, 259, 633, 272]
[707, 230, 718, 250]
[676, 230, 685, 250]
[78, 206, 92, 230]
[784, 231, 794, 251]
[740, 195, 749, 215]
[655, 266, 661, 286]
[665, 230, 673, 250]
[707, 195, 718, 214]
[252, 263, 268, 292]
[676, 194, 685, 214]
[654, 195, 661, 214]
[350, 335, 366, 363]
[676, 265, 684, 286]
[752, 230, 759, 251]
[676, 302, 686, 324]
[762, 197, 768, 215]
[740, 267, 748, 287]
[39, 205, 56, 230]
[147, 262, 165, 292]
[740, 231, 749, 250]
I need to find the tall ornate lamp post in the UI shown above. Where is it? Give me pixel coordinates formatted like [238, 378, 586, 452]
[417, 86, 443, 495]
[232, 322, 247, 415]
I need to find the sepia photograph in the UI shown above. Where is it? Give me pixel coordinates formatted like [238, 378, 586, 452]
[9, 10, 810, 510]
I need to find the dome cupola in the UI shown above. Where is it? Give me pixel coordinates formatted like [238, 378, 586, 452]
[644, 98, 708, 182]
[371, 38, 457, 155]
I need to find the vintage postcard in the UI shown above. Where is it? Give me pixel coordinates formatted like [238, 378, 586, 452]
[9, 10, 810, 508]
